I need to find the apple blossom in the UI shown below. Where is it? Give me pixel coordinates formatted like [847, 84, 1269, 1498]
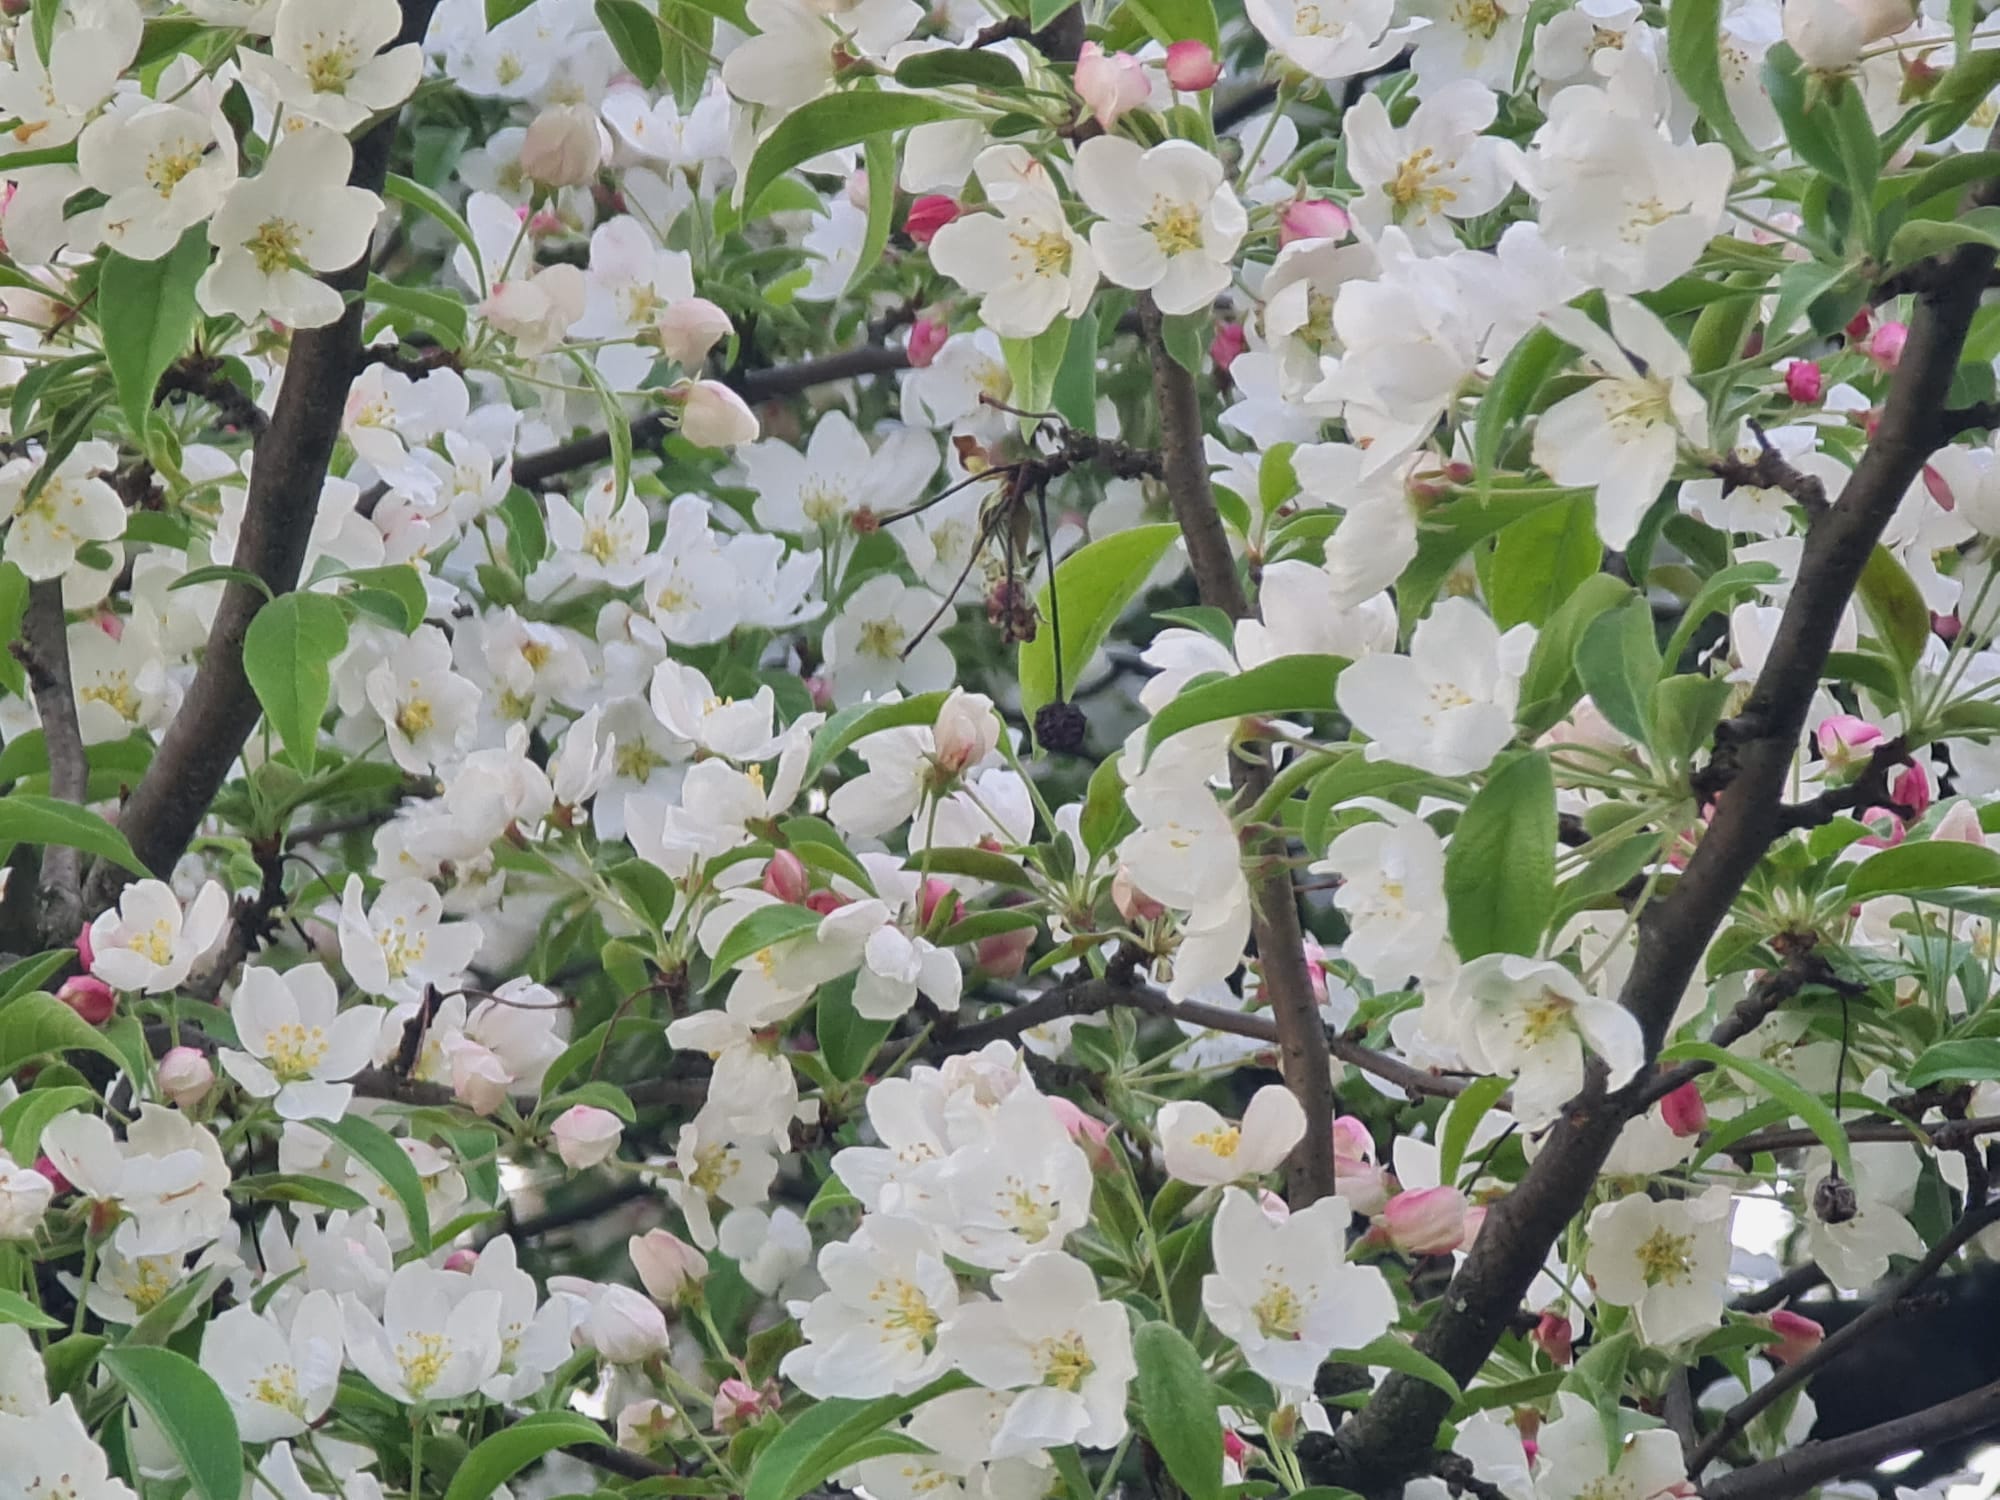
[1074, 43, 1150, 130]
[552, 1104, 624, 1169]
[1584, 1188, 1732, 1345]
[928, 146, 1097, 339]
[1158, 1084, 1306, 1186]
[1076, 138, 1246, 316]
[630, 1228, 708, 1304]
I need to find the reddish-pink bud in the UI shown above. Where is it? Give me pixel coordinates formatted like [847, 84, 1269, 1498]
[1222, 1431, 1250, 1466]
[1532, 1311, 1574, 1365]
[1209, 320, 1247, 373]
[1046, 1096, 1114, 1169]
[804, 889, 849, 916]
[1784, 359, 1824, 404]
[1816, 714, 1886, 771]
[976, 925, 1034, 977]
[33, 1155, 70, 1194]
[1766, 1309, 1825, 1365]
[905, 195, 961, 247]
[1936, 611, 1963, 642]
[1659, 1081, 1708, 1138]
[907, 317, 950, 369]
[444, 1247, 480, 1272]
[762, 850, 810, 905]
[1846, 309, 1873, 342]
[1381, 1185, 1469, 1256]
[1279, 197, 1352, 246]
[74, 923, 93, 968]
[918, 877, 962, 928]
[1869, 320, 1908, 370]
[1892, 762, 1933, 819]
[1163, 39, 1221, 90]
[57, 975, 115, 1026]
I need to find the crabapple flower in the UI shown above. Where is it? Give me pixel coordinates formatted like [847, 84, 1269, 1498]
[677, 381, 760, 448]
[237, 0, 425, 132]
[0, 440, 125, 581]
[1535, 1393, 1688, 1500]
[1804, 1166, 1925, 1291]
[1313, 814, 1452, 989]
[1336, 598, 1535, 776]
[1583, 1188, 1732, 1345]
[630, 1229, 708, 1304]
[40, 1105, 230, 1256]
[218, 963, 379, 1121]
[87, 878, 229, 994]
[1076, 138, 1246, 316]
[199, 127, 384, 329]
[342, 1265, 503, 1404]
[0, 1397, 137, 1500]
[552, 1105, 624, 1169]
[1246, 0, 1414, 79]
[157, 1047, 214, 1110]
[558, 1281, 671, 1363]
[200, 1291, 344, 1441]
[519, 104, 603, 187]
[1449, 955, 1644, 1129]
[1345, 82, 1511, 252]
[823, 575, 957, 705]
[1533, 297, 1708, 548]
[1074, 43, 1150, 129]
[938, 1250, 1136, 1455]
[78, 99, 237, 261]
[1201, 1187, 1397, 1386]
[1158, 1084, 1306, 1186]
[337, 876, 481, 1004]
[783, 1215, 960, 1398]
[1382, 1186, 1470, 1255]
[928, 146, 1097, 338]
[1783, 0, 1917, 71]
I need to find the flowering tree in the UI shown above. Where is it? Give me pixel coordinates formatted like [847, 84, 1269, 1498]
[9, 0, 2000, 1498]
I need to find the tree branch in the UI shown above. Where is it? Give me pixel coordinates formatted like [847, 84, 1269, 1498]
[1701, 1378, 2000, 1500]
[1707, 420, 1829, 520]
[1140, 294, 1338, 1206]
[1306, 149, 2000, 1497]
[19, 580, 86, 945]
[81, 4, 443, 913]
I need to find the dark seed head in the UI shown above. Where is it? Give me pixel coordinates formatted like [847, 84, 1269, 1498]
[1034, 700, 1087, 755]
[1813, 1173, 1858, 1225]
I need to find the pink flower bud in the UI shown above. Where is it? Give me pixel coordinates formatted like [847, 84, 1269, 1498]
[33, 1155, 70, 1194]
[1659, 1081, 1708, 1137]
[1868, 320, 1908, 370]
[1163, 39, 1221, 90]
[1046, 1096, 1114, 1169]
[976, 924, 1033, 977]
[1331, 1116, 1375, 1162]
[1937, 610, 1963, 641]
[1209, 320, 1247, 372]
[908, 316, 950, 368]
[1075, 42, 1150, 130]
[551, 1104, 624, 1170]
[1381, 1185, 1468, 1256]
[1892, 762, 1933, 820]
[520, 104, 604, 187]
[675, 380, 759, 449]
[762, 850, 810, 904]
[1766, 1308, 1825, 1365]
[57, 975, 115, 1026]
[1222, 1430, 1250, 1466]
[1532, 1311, 1574, 1365]
[805, 889, 848, 916]
[1784, 359, 1824, 404]
[157, 1046, 213, 1109]
[918, 877, 963, 928]
[905, 195, 961, 246]
[1112, 867, 1165, 922]
[444, 1247, 480, 1272]
[655, 298, 733, 368]
[630, 1228, 709, 1304]
[74, 923, 93, 968]
[713, 1377, 769, 1429]
[1816, 713, 1886, 771]
[1937, 800, 1986, 845]
[1279, 198, 1352, 246]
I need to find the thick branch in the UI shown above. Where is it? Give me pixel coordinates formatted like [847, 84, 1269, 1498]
[510, 345, 911, 489]
[1702, 1379, 2000, 1500]
[1311, 157, 2000, 1496]
[20, 580, 85, 945]
[82, 5, 442, 912]
[1707, 421, 1829, 520]
[1140, 294, 1338, 1206]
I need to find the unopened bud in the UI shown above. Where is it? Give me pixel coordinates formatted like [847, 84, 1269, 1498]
[1279, 197, 1352, 246]
[918, 877, 962, 929]
[805, 889, 849, 916]
[1112, 866, 1165, 922]
[905, 195, 961, 246]
[1210, 320, 1247, 372]
[157, 1046, 214, 1109]
[520, 104, 604, 187]
[976, 924, 1033, 977]
[655, 298, 732, 367]
[1533, 1311, 1574, 1364]
[1784, 359, 1824, 404]
[57, 975, 115, 1026]
[907, 316, 950, 368]
[1766, 1308, 1825, 1365]
[551, 1104, 624, 1170]
[1163, 39, 1221, 90]
[1659, 1081, 1708, 1137]
[713, 1377, 771, 1430]
[1868, 320, 1908, 370]
[675, 380, 759, 448]
[631, 1228, 710, 1304]
[762, 850, 810, 905]
[1381, 1185, 1469, 1256]
[444, 1247, 480, 1272]
[1074, 42, 1149, 130]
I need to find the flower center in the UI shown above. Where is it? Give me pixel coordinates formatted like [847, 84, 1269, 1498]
[1519, 988, 1576, 1046]
[1635, 1226, 1696, 1287]
[248, 219, 304, 276]
[1147, 201, 1204, 256]
[267, 1021, 331, 1082]
[1388, 148, 1456, 217]
[396, 699, 435, 739]
[301, 40, 360, 94]
[875, 1279, 941, 1351]
[1036, 1332, 1095, 1391]
[1190, 1125, 1242, 1158]
[1253, 1280, 1304, 1339]
[1013, 229, 1073, 276]
[858, 617, 907, 660]
[249, 1363, 307, 1417]
[397, 1331, 451, 1397]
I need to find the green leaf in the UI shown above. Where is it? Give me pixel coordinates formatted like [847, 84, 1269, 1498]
[0, 1083, 94, 1160]
[743, 1376, 967, 1500]
[1117, 0, 1220, 55]
[804, 691, 956, 785]
[1080, 754, 1131, 860]
[0, 1288, 58, 1329]
[30, 0, 57, 69]
[1444, 751, 1556, 960]
[1142, 654, 1345, 763]
[817, 972, 892, 1082]
[0, 793, 148, 875]
[570, 353, 632, 509]
[1907, 1039, 2000, 1089]
[1845, 840, 2000, 901]
[1661, 561, 1780, 668]
[486, 0, 536, 21]
[1342, 1334, 1461, 1398]
[910, 846, 1035, 889]
[230, 1173, 372, 1211]
[385, 174, 488, 294]
[99, 227, 208, 436]
[0, 561, 25, 697]
[243, 592, 350, 774]
[1474, 329, 1569, 492]
[1134, 1323, 1224, 1500]
[1437, 1074, 1512, 1186]
[659, 0, 715, 111]
[1051, 309, 1099, 434]
[1399, 491, 1580, 632]
[1885, 204, 2000, 267]
[596, 0, 664, 84]
[1667, 0, 1756, 157]
[305, 1115, 431, 1253]
[847, 130, 896, 295]
[1763, 43, 1847, 182]
[1573, 595, 1661, 745]
[101, 1346, 242, 1500]
[445, 1411, 614, 1500]
[1002, 320, 1071, 426]
[1650, 675, 1734, 774]
[1927, 48, 2000, 141]
[1485, 495, 1600, 630]
[1660, 1039, 1853, 1178]
[366, 275, 469, 350]
[1020, 523, 1179, 723]
[893, 49, 1021, 89]
[1857, 545, 1930, 670]
[741, 93, 970, 210]
[338, 565, 428, 633]
[170, 564, 273, 598]
[709, 903, 824, 977]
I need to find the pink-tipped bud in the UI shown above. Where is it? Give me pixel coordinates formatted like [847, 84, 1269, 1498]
[1784, 360, 1824, 404]
[908, 316, 950, 369]
[918, 877, 962, 929]
[1816, 713, 1886, 771]
[846, 170, 870, 211]
[655, 298, 733, 368]
[1046, 1095, 1116, 1170]
[805, 889, 849, 916]
[1936, 610, 1963, 641]
[1279, 197, 1352, 246]
[75, 923, 93, 968]
[1766, 1308, 1825, 1365]
[1381, 1185, 1469, 1256]
[1892, 762, 1933, 819]
[444, 1247, 480, 1272]
[1112, 867, 1165, 922]
[976, 924, 1034, 978]
[551, 1104, 624, 1170]
[157, 1046, 213, 1109]
[762, 850, 810, 905]
[520, 104, 604, 187]
[1074, 42, 1150, 130]
[1210, 320, 1247, 373]
[630, 1228, 710, 1304]
[1937, 800, 1986, 845]
[1659, 1081, 1708, 1137]
[57, 975, 115, 1026]
[713, 1378, 770, 1430]
[905, 195, 961, 247]
[1869, 320, 1908, 370]
[1163, 39, 1221, 90]
[33, 1155, 70, 1194]
[1532, 1311, 1574, 1365]
[1222, 1430, 1250, 1466]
